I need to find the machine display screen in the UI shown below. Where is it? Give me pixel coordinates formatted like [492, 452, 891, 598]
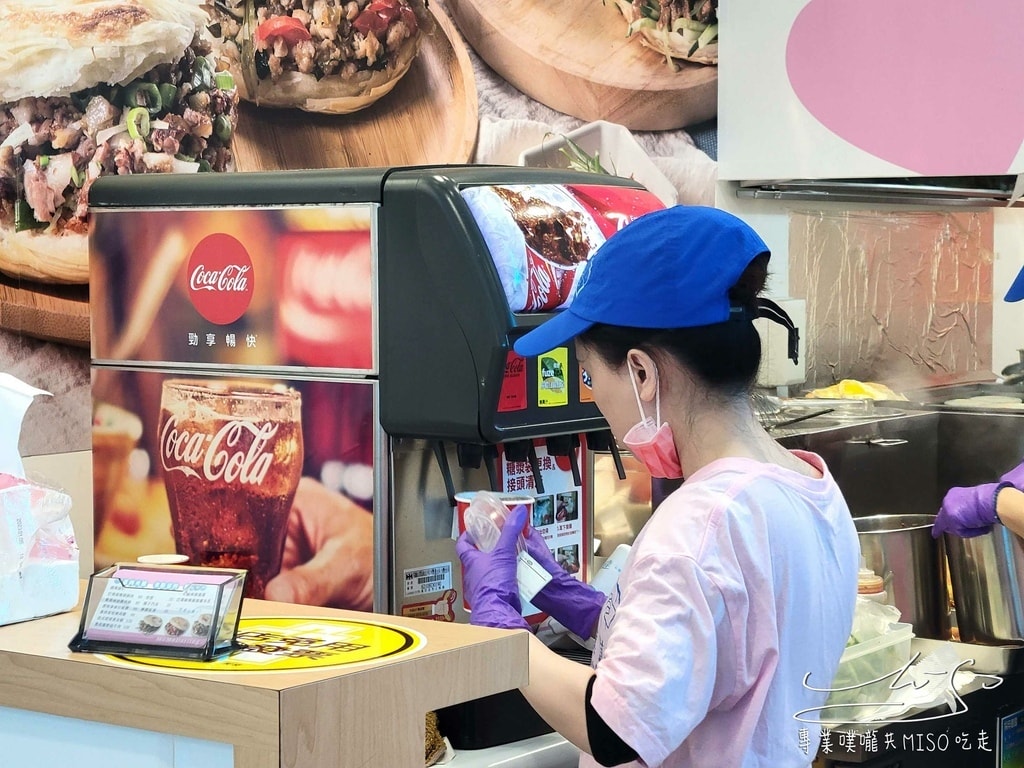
[460, 183, 664, 314]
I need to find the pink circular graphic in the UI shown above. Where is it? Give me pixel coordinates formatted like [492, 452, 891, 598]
[786, 0, 1024, 176]
[186, 233, 255, 325]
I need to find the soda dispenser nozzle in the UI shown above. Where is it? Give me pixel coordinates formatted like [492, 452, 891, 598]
[504, 440, 545, 494]
[545, 434, 582, 487]
[588, 430, 627, 481]
[457, 443, 500, 492]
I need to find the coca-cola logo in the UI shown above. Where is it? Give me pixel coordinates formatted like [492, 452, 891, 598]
[505, 356, 525, 376]
[160, 416, 278, 486]
[187, 233, 255, 324]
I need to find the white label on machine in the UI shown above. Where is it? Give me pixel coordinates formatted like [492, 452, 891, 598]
[404, 562, 453, 597]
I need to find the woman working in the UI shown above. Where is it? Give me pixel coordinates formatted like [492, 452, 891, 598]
[457, 206, 861, 767]
[932, 264, 1024, 541]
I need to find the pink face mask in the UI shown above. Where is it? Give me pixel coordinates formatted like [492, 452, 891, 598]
[621, 364, 684, 479]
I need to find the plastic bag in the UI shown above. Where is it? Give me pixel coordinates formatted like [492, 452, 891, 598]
[0, 473, 79, 626]
[0, 372, 80, 626]
[847, 595, 903, 646]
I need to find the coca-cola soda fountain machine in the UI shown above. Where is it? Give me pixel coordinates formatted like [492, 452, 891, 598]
[88, 165, 664, 746]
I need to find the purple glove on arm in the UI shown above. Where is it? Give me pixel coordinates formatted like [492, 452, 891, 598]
[932, 458, 1024, 539]
[1000, 459, 1024, 490]
[522, 527, 607, 639]
[455, 504, 529, 630]
[932, 482, 1007, 539]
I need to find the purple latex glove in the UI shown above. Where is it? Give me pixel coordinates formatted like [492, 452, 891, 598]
[522, 526, 607, 639]
[455, 504, 529, 630]
[1000, 459, 1024, 490]
[932, 482, 1009, 539]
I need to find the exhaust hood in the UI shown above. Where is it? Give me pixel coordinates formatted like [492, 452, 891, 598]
[735, 175, 1024, 208]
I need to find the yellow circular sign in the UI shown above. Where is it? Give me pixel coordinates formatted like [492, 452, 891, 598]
[107, 616, 426, 672]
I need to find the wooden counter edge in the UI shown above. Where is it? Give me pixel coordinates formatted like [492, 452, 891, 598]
[0, 596, 531, 768]
[279, 630, 529, 767]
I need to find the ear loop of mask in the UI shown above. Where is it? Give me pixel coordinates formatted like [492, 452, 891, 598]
[628, 362, 659, 426]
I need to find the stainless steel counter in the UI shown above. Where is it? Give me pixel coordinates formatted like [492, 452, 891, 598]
[447, 733, 579, 768]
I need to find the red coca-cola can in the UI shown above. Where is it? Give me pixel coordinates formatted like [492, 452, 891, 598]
[564, 184, 666, 238]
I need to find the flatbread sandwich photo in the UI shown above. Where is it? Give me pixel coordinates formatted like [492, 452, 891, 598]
[610, 0, 718, 67]
[208, 0, 433, 115]
[0, 0, 239, 283]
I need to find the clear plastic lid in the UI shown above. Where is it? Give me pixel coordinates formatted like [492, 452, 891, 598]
[463, 491, 513, 553]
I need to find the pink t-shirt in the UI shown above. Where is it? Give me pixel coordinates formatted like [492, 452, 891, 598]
[585, 451, 859, 768]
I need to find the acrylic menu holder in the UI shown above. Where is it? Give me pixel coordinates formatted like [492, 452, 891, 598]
[69, 562, 246, 660]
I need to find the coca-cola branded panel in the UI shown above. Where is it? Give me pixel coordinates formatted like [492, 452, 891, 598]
[90, 205, 375, 372]
[92, 367, 377, 610]
[460, 183, 664, 312]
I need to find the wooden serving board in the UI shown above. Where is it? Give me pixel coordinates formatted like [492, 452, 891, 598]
[232, 1, 479, 171]
[444, 0, 717, 131]
[0, 2, 477, 345]
[0, 274, 89, 348]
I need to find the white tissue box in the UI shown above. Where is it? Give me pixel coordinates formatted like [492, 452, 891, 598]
[0, 559, 80, 626]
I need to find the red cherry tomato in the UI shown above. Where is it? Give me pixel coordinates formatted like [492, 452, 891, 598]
[398, 4, 419, 34]
[255, 15, 312, 46]
[353, 0, 417, 37]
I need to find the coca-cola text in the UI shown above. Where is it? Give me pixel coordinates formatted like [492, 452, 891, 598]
[160, 416, 278, 486]
[189, 263, 251, 293]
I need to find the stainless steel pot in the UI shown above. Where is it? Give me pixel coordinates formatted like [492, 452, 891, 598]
[945, 525, 1024, 645]
[855, 514, 952, 640]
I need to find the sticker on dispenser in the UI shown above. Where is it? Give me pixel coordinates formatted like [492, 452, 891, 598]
[404, 561, 453, 598]
[579, 364, 594, 403]
[537, 348, 569, 407]
[402, 589, 457, 622]
[498, 351, 528, 412]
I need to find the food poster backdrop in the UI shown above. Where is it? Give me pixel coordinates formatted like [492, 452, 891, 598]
[497, 439, 589, 621]
[718, 0, 1024, 181]
[91, 367, 377, 611]
[2, 0, 721, 621]
[90, 204, 375, 372]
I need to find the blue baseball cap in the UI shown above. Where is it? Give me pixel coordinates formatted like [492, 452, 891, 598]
[1006, 264, 1024, 302]
[513, 205, 771, 357]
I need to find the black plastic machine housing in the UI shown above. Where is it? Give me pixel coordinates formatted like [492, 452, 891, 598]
[377, 165, 650, 444]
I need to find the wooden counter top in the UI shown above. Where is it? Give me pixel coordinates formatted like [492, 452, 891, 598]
[0, 591, 529, 768]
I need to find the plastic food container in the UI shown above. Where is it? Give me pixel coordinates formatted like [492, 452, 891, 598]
[824, 621, 914, 722]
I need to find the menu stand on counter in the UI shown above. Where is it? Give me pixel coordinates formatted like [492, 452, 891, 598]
[68, 563, 246, 661]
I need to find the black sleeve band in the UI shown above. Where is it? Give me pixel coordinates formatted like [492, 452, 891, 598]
[585, 674, 640, 767]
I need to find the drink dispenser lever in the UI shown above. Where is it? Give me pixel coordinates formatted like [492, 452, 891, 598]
[608, 440, 626, 482]
[545, 434, 582, 487]
[484, 445, 500, 492]
[589, 430, 627, 481]
[432, 441, 457, 508]
[505, 440, 545, 494]
[527, 442, 545, 494]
